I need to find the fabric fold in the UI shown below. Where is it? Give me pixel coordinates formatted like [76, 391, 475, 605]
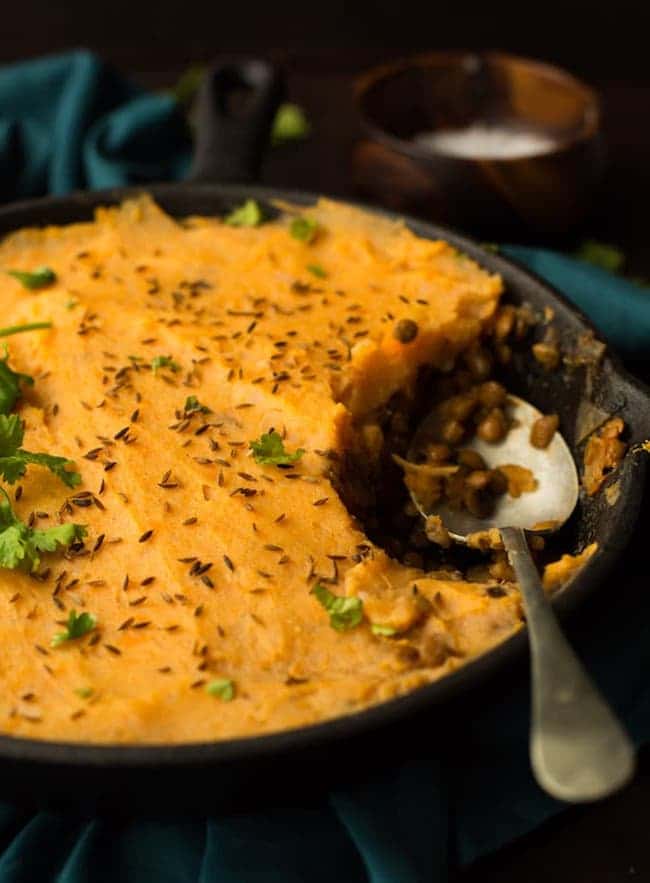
[0, 50, 190, 199]
[330, 759, 449, 883]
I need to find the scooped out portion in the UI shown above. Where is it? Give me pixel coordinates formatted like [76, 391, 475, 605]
[0, 195, 594, 744]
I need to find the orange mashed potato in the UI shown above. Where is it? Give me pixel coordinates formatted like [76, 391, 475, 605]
[0, 197, 593, 743]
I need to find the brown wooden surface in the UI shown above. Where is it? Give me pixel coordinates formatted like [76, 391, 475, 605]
[1, 17, 649, 876]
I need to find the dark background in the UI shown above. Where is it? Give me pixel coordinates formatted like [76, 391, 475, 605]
[3, 2, 650, 880]
[4, 1, 650, 266]
[2, 1, 649, 81]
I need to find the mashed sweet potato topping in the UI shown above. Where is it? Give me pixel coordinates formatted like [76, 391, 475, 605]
[0, 197, 593, 743]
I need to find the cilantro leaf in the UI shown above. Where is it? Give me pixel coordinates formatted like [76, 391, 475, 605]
[224, 199, 264, 228]
[15, 451, 81, 487]
[0, 524, 30, 569]
[0, 488, 86, 572]
[205, 678, 235, 701]
[249, 430, 305, 466]
[290, 217, 319, 243]
[271, 103, 311, 145]
[51, 609, 96, 647]
[0, 322, 52, 338]
[0, 414, 81, 487]
[575, 241, 625, 273]
[8, 267, 57, 290]
[0, 347, 33, 415]
[312, 582, 364, 632]
[0, 413, 25, 455]
[169, 63, 206, 107]
[31, 522, 87, 554]
[0, 457, 30, 484]
[184, 395, 209, 414]
[307, 263, 327, 279]
[371, 623, 398, 637]
[151, 355, 181, 375]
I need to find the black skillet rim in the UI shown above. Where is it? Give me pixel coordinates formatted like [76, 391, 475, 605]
[0, 181, 645, 770]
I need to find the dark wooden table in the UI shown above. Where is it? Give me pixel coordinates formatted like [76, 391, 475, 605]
[2, 28, 650, 877]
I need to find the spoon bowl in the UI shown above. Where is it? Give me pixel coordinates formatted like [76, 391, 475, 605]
[408, 394, 579, 540]
[407, 392, 635, 803]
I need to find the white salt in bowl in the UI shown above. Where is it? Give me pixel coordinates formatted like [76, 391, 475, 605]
[413, 122, 559, 161]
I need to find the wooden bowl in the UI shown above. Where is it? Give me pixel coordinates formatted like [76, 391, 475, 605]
[353, 52, 604, 238]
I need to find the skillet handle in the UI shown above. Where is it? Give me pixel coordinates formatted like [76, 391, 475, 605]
[188, 59, 285, 185]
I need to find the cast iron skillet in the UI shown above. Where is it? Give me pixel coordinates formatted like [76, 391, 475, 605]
[0, 61, 648, 812]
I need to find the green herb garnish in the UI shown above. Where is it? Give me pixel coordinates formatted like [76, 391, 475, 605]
[0, 322, 52, 338]
[312, 582, 364, 632]
[0, 487, 85, 572]
[0, 347, 33, 415]
[575, 241, 625, 273]
[306, 263, 327, 279]
[8, 267, 57, 290]
[151, 355, 181, 375]
[169, 64, 206, 107]
[51, 609, 96, 647]
[184, 395, 209, 414]
[224, 199, 264, 228]
[371, 624, 398, 637]
[205, 678, 235, 701]
[271, 103, 311, 145]
[249, 430, 305, 466]
[0, 413, 81, 487]
[75, 686, 94, 699]
[290, 217, 319, 243]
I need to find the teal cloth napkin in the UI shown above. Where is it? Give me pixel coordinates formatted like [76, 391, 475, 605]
[0, 51, 648, 882]
[0, 50, 191, 200]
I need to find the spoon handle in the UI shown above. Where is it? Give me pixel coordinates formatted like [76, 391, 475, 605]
[500, 526, 635, 802]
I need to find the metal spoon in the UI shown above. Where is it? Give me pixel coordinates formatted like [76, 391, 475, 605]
[408, 394, 635, 802]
